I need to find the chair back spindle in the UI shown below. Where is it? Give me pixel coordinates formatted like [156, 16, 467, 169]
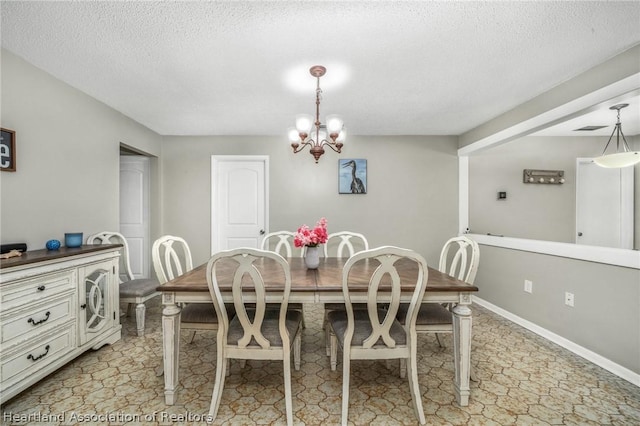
[86, 231, 134, 283]
[438, 236, 480, 284]
[261, 231, 304, 258]
[152, 235, 193, 284]
[324, 231, 369, 258]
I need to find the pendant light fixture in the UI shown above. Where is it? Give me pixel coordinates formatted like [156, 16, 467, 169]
[593, 103, 640, 168]
[288, 65, 345, 163]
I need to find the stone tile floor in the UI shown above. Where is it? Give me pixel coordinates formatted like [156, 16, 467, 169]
[2, 299, 639, 425]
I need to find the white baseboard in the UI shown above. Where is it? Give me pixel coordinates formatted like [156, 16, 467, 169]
[473, 296, 640, 387]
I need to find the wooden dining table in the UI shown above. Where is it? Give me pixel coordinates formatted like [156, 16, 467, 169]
[157, 256, 478, 406]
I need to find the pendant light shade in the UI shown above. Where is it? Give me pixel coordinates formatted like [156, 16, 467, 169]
[594, 104, 640, 168]
[594, 151, 640, 168]
[295, 114, 314, 136]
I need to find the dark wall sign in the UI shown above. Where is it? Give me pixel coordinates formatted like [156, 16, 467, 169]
[0, 128, 16, 172]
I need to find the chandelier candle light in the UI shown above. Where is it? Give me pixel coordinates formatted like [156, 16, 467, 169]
[593, 103, 640, 168]
[289, 66, 345, 163]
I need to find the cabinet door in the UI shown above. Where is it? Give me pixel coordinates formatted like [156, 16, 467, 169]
[78, 260, 116, 345]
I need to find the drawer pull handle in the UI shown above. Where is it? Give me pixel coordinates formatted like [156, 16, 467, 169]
[27, 345, 50, 362]
[37, 285, 46, 291]
[27, 311, 51, 326]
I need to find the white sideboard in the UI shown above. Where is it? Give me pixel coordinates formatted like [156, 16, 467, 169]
[0, 245, 122, 404]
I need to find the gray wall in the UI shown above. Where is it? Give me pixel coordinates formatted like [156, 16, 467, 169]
[0, 49, 161, 249]
[469, 135, 640, 248]
[476, 245, 640, 374]
[160, 135, 460, 266]
[460, 45, 640, 377]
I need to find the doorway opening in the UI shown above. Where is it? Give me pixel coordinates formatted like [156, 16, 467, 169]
[120, 144, 152, 278]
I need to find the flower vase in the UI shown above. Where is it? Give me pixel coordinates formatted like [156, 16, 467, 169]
[304, 245, 320, 269]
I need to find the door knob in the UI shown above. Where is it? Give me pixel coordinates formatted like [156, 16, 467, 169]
[259, 229, 265, 235]
[578, 232, 583, 236]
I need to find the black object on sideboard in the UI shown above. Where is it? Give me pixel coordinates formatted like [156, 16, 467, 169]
[0, 243, 27, 254]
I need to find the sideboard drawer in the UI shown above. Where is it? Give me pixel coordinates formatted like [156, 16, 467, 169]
[1, 295, 74, 345]
[1, 270, 76, 310]
[1, 324, 75, 388]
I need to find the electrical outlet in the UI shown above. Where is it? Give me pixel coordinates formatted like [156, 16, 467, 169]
[565, 292, 574, 307]
[524, 280, 533, 293]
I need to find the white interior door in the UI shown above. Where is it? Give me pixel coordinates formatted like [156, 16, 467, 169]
[120, 156, 150, 278]
[575, 158, 633, 249]
[211, 156, 268, 254]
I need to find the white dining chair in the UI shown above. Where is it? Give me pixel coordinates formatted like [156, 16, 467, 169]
[260, 230, 306, 326]
[326, 246, 428, 425]
[260, 231, 304, 257]
[396, 235, 480, 377]
[87, 231, 160, 337]
[323, 231, 369, 258]
[152, 235, 226, 343]
[322, 231, 370, 354]
[205, 248, 303, 426]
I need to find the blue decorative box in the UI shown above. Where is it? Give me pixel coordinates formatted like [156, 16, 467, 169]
[64, 233, 83, 248]
[45, 239, 61, 250]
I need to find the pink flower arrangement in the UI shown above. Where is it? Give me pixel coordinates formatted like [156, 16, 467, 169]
[294, 217, 328, 248]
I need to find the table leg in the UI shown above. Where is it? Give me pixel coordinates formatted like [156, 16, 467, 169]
[162, 294, 182, 405]
[452, 296, 472, 406]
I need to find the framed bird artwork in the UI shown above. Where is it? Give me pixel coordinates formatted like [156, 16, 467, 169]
[339, 159, 367, 194]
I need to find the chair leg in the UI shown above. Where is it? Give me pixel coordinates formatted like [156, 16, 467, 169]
[399, 358, 407, 378]
[283, 352, 294, 426]
[135, 303, 146, 337]
[294, 331, 302, 370]
[188, 330, 197, 344]
[330, 331, 338, 371]
[207, 344, 228, 423]
[323, 309, 330, 356]
[341, 351, 351, 426]
[435, 333, 444, 348]
[325, 322, 331, 356]
[406, 352, 426, 425]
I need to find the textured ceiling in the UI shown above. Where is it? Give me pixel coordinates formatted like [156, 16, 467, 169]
[1, 1, 639, 137]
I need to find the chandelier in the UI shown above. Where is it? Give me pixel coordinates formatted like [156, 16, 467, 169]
[593, 103, 640, 168]
[288, 65, 345, 163]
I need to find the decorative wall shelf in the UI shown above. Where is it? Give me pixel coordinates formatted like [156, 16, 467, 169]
[523, 169, 565, 184]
